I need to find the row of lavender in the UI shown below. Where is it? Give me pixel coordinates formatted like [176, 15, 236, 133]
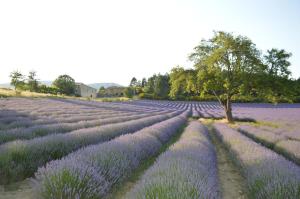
[0, 99, 123, 130]
[4, 98, 299, 128]
[33, 111, 189, 198]
[0, 109, 171, 144]
[238, 125, 300, 165]
[126, 121, 220, 199]
[126, 100, 300, 124]
[1, 98, 183, 144]
[214, 123, 300, 199]
[0, 110, 181, 184]
[0, 98, 166, 130]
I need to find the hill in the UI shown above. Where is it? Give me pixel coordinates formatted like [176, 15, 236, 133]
[88, 83, 123, 89]
[0, 81, 123, 90]
[0, 83, 13, 89]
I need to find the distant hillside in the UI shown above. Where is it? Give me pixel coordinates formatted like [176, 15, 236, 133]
[0, 83, 13, 89]
[88, 83, 123, 89]
[0, 81, 123, 90]
[40, 81, 53, 86]
[0, 81, 52, 89]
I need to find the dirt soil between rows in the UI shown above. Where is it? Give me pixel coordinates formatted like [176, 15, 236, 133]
[208, 124, 248, 199]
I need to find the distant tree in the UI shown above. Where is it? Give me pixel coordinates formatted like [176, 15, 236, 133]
[98, 86, 106, 97]
[169, 66, 198, 99]
[264, 48, 292, 78]
[259, 48, 293, 102]
[189, 31, 263, 123]
[137, 80, 142, 87]
[141, 78, 147, 87]
[169, 67, 185, 98]
[153, 74, 170, 99]
[38, 84, 59, 94]
[124, 87, 134, 98]
[10, 70, 25, 90]
[144, 75, 156, 94]
[296, 78, 300, 99]
[53, 75, 76, 95]
[27, 71, 39, 92]
[129, 77, 137, 87]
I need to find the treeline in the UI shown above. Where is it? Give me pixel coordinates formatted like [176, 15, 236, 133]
[124, 75, 170, 99]
[126, 32, 300, 105]
[9, 71, 77, 96]
[98, 86, 125, 97]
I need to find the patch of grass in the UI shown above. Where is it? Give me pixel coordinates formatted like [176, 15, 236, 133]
[199, 118, 225, 125]
[199, 116, 279, 129]
[234, 120, 279, 128]
[199, 117, 279, 129]
[94, 97, 130, 102]
[0, 88, 56, 98]
[0, 88, 130, 102]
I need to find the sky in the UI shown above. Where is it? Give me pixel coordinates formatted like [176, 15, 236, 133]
[0, 0, 299, 86]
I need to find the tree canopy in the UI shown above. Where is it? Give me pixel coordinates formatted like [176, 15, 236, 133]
[264, 48, 292, 78]
[53, 75, 76, 95]
[169, 66, 198, 99]
[27, 71, 39, 92]
[189, 31, 265, 122]
[10, 70, 25, 90]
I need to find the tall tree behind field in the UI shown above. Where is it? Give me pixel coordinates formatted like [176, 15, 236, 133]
[144, 75, 156, 94]
[264, 48, 292, 78]
[261, 48, 293, 102]
[141, 78, 147, 87]
[189, 31, 263, 123]
[169, 66, 198, 99]
[143, 74, 170, 99]
[129, 77, 137, 87]
[53, 75, 76, 95]
[27, 71, 39, 92]
[153, 74, 170, 99]
[10, 70, 25, 90]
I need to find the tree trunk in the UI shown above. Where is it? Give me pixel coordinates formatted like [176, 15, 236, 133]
[224, 96, 234, 123]
[212, 90, 234, 123]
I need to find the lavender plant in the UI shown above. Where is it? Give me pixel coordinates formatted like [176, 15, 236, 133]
[125, 121, 220, 199]
[238, 125, 285, 148]
[238, 125, 300, 165]
[214, 123, 300, 199]
[0, 110, 170, 144]
[275, 140, 300, 165]
[33, 112, 188, 198]
[0, 111, 180, 184]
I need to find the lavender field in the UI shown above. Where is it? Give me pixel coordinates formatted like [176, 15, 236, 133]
[0, 98, 300, 199]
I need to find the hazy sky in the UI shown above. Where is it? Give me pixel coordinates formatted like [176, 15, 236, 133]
[0, 0, 299, 86]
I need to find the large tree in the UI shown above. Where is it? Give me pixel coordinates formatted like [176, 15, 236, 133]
[27, 71, 39, 92]
[153, 74, 170, 99]
[53, 75, 76, 95]
[141, 78, 147, 87]
[10, 70, 25, 90]
[260, 48, 293, 102]
[169, 66, 198, 99]
[264, 48, 291, 78]
[129, 77, 137, 87]
[144, 75, 156, 94]
[189, 31, 263, 122]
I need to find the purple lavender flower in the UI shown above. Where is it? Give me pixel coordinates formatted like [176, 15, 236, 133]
[33, 112, 188, 198]
[214, 123, 300, 199]
[126, 121, 220, 199]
